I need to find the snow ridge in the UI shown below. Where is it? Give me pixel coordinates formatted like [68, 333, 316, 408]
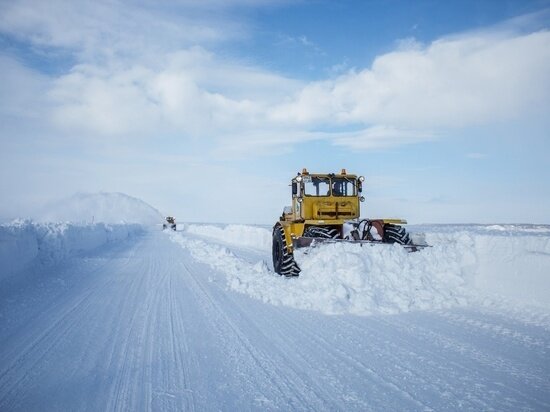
[36, 192, 163, 226]
[170, 231, 471, 315]
[170, 224, 550, 316]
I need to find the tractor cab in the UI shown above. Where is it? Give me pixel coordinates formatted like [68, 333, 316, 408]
[284, 168, 364, 223]
[273, 168, 420, 277]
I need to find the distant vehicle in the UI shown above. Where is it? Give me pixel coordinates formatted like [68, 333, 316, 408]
[163, 216, 177, 231]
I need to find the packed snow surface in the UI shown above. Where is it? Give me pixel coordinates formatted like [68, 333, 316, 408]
[1, 221, 549, 411]
[36, 192, 163, 225]
[176, 223, 550, 315]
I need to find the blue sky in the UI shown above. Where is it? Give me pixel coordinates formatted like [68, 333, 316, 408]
[1, 0, 549, 224]
[241, 0, 550, 78]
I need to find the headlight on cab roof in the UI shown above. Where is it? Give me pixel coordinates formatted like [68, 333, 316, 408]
[358, 176, 365, 182]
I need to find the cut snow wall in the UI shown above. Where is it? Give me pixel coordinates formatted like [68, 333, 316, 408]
[0, 220, 143, 280]
[0, 223, 39, 276]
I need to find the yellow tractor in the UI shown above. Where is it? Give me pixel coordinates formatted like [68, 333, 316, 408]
[273, 168, 422, 276]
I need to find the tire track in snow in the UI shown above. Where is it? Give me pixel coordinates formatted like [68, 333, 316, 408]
[104, 259, 147, 410]
[0, 246, 138, 410]
[63, 247, 142, 397]
[176, 258, 326, 411]
[100, 232, 198, 411]
[485, 306, 550, 332]
[212, 291, 359, 411]
[269, 308, 432, 411]
[107, 251, 152, 410]
[437, 310, 550, 351]
[337, 315, 495, 411]
[375, 313, 550, 410]
[105, 240, 163, 411]
[0, 290, 98, 408]
[201, 278, 356, 411]
[165, 273, 196, 411]
[151, 251, 197, 411]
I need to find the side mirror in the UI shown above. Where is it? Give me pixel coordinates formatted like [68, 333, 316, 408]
[292, 182, 298, 195]
[357, 182, 363, 193]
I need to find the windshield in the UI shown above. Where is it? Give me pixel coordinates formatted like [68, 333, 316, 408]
[331, 178, 357, 197]
[303, 176, 330, 196]
[302, 176, 357, 197]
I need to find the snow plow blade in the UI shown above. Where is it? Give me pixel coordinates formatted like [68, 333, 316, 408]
[293, 237, 430, 252]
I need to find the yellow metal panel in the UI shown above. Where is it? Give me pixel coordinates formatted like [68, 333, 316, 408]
[279, 221, 305, 251]
[381, 218, 408, 224]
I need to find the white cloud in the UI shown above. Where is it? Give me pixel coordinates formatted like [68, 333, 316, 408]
[1, 2, 549, 155]
[269, 29, 550, 130]
[0, 0, 247, 61]
[213, 129, 316, 158]
[275, 33, 325, 56]
[47, 48, 299, 137]
[331, 126, 436, 150]
[49, 63, 162, 135]
[0, 55, 49, 119]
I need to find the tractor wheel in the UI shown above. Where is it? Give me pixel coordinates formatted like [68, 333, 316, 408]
[383, 224, 411, 245]
[303, 226, 340, 239]
[272, 225, 300, 277]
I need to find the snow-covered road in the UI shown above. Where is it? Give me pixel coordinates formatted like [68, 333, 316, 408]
[1, 229, 549, 411]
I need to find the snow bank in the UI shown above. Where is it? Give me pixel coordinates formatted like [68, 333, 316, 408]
[0, 220, 142, 279]
[171, 224, 550, 315]
[420, 226, 550, 309]
[36, 192, 163, 226]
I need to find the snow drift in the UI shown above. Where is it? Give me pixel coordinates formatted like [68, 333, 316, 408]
[0, 220, 143, 279]
[36, 192, 163, 226]
[186, 224, 272, 250]
[171, 224, 550, 315]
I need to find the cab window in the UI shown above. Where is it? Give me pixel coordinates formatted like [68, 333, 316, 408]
[331, 178, 356, 197]
[303, 176, 330, 196]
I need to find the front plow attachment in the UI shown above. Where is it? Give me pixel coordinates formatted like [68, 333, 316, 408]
[293, 236, 430, 252]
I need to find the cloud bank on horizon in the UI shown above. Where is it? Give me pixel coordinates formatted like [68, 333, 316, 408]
[1, 0, 549, 224]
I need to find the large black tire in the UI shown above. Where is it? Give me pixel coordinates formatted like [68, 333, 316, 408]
[383, 224, 412, 245]
[303, 226, 340, 239]
[272, 225, 300, 277]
